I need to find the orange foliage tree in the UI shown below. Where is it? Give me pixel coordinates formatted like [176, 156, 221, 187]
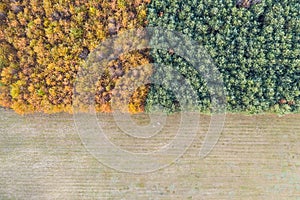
[0, 0, 151, 114]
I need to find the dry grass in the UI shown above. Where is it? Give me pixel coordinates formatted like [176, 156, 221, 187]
[0, 108, 300, 199]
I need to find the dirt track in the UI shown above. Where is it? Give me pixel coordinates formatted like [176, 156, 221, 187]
[1, 108, 299, 199]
